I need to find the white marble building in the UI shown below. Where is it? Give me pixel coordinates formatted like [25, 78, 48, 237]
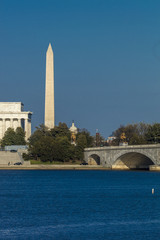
[0, 102, 32, 140]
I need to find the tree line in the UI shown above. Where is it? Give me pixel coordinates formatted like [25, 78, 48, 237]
[26, 123, 94, 162]
[2, 122, 160, 162]
[0, 127, 26, 147]
[110, 122, 160, 146]
[0, 123, 94, 162]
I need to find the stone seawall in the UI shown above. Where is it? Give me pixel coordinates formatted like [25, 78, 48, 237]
[0, 164, 106, 170]
[0, 151, 23, 165]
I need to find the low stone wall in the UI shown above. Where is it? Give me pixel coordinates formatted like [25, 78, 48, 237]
[0, 151, 22, 165]
[23, 161, 30, 166]
[0, 164, 106, 170]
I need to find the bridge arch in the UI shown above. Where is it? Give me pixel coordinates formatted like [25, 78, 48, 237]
[88, 154, 100, 165]
[112, 151, 155, 170]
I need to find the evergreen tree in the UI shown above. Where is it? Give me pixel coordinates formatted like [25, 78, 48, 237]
[50, 122, 71, 140]
[15, 127, 26, 145]
[1, 128, 16, 147]
[28, 122, 94, 162]
[1, 127, 26, 147]
[28, 124, 50, 146]
[75, 134, 87, 161]
[53, 136, 73, 162]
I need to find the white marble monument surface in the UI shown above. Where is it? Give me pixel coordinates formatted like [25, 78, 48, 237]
[0, 102, 32, 140]
[45, 43, 55, 129]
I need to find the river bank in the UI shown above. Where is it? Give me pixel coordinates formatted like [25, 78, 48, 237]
[1, 164, 160, 171]
[0, 164, 109, 170]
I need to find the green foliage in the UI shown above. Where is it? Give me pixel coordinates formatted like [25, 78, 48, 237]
[145, 123, 160, 143]
[50, 122, 71, 140]
[77, 129, 94, 147]
[75, 134, 87, 160]
[28, 123, 94, 163]
[28, 124, 50, 146]
[34, 136, 55, 162]
[22, 153, 30, 161]
[111, 122, 160, 145]
[53, 136, 74, 162]
[1, 127, 26, 147]
[15, 127, 26, 145]
[1, 128, 16, 147]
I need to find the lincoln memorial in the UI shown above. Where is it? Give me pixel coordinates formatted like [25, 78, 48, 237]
[0, 102, 32, 140]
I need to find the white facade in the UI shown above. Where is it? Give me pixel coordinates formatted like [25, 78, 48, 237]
[0, 102, 32, 140]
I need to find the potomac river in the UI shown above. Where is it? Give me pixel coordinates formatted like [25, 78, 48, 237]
[0, 170, 160, 239]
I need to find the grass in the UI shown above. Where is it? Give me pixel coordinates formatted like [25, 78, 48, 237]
[30, 160, 81, 165]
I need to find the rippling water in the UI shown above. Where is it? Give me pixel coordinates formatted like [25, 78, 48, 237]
[0, 170, 160, 239]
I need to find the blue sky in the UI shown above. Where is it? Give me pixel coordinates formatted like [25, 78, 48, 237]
[0, 0, 160, 138]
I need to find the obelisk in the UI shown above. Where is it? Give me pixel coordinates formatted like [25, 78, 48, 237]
[45, 43, 55, 128]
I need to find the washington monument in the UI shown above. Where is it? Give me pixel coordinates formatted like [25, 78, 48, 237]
[45, 43, 55, 128]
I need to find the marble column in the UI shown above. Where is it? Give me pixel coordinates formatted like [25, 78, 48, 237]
[28, 120, 31, 139]
[18, 118, 21, 127]
[2, 119, 5, 136]
[24, 118, 28, 140]
[10, 118, 13, 128]
[0, 119, 4, 139]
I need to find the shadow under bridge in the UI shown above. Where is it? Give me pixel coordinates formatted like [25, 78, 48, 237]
[112, 152, 154, 170]
[88, 154, 100, 165]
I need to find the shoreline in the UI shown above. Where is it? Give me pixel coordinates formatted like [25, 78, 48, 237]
[0, 164, 159, 171]
[0, 164, 110, 170]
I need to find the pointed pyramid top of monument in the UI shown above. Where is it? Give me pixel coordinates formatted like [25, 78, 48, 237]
[47, 43, 53, 52]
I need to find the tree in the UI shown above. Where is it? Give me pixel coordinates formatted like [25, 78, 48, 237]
[29, 136, 55, 162]
[129, 133, 146, 145]
[77, 129, 94, 147]
[75, 134, 87, 161]
[1, 127, 26, 147]
[53, 136, 73, 162]
[28, 123, 94, 162]
[112, 122, 149, 145]
[145, 123, 160, 144]
[28, 124, 50, 146]
[93, 133, 104, 147]
[1, 128, 16, 147]
[50, 122, 71, 140]
[15, 127, 26, 145]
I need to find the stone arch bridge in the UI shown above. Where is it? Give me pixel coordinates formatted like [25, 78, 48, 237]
[84, 144, 160, 170]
